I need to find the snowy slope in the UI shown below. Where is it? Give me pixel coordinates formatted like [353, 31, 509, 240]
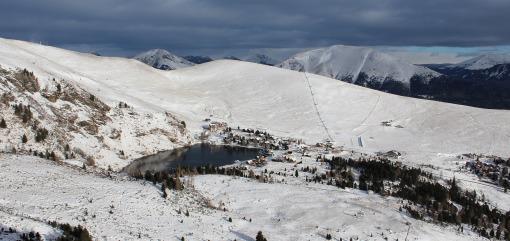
[0, 155, 487, 241]
[451, 53, 510, 70]
[194, 175, 486, 241]
[0, 41, 192, 170]
[0, 37, 509, 164]
[0, 155, 232, 241]
[278, 45, 439, 85]
[134, 49, 194, 70]
[1, 37, 509, 241]
[244, 54, 279, 66]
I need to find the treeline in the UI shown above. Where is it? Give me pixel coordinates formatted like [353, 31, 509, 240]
[134, 164, 271, 194]
[0, 227, 42, 241]
[48, 221, 93, 241]
[0, 221, 91, 241]
[14, 103, 33, 123]
[413, 64, 510, 109]
[319, 157, 510, 240]
[130, 155, 510, 239]
[11, 103, 50, 144]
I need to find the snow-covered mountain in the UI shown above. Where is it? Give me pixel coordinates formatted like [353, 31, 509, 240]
[1, 38, 508, 159]
[183, 55, 213, 64]
[244, 54, 279, 66]
[222, 56, 241, 61]
[278, 45, 439, 87]
[278, 46, 510, 109]
[450, 53, 510, 70]
[134, 49, 194, 70]
[1, 37, 510, 241]
[420, 55, 510, 109]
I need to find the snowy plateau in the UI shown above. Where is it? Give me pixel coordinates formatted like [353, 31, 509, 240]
[0, 37, 510, 241]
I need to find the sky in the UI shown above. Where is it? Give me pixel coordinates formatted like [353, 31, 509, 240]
[1, 0, 510, 64]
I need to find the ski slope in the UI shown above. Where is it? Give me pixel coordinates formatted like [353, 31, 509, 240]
[0, 37, 509, 162]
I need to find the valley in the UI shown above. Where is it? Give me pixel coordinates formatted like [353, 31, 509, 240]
[0, 37, 509, 241]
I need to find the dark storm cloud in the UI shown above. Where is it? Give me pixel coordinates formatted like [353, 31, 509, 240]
[1, 0, 509, 56]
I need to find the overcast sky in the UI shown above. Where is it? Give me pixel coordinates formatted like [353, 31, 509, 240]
[1, 0, 510, 63]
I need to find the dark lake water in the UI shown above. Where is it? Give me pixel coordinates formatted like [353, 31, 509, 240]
[123, 144, 260, 175]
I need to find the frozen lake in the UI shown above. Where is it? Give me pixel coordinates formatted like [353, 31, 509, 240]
[124, 144, 260, 175]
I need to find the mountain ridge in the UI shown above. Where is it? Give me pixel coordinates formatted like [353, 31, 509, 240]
[1, 37, 508, 162]
[244, 54, 279, 66]
[449, 53, 510, 70]
[278, 45, 439, 87]
[134, 49, 194, 70]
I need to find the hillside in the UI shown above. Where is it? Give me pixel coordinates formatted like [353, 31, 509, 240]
[450, 54, 510, 70]
[279, 46, 510, 109]
[0, 41, 192, 169]
[0, 37, 509, 164]
[1, 37, 510, 241]
[420, 57, 510, 109]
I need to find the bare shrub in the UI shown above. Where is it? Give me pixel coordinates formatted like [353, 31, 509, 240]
[85, 156, 96, 166]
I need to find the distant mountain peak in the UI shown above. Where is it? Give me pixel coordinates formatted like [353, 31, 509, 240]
[223, 56, 241, 61]
[451, 53, 510, 70]
[278, 45, 439, 86]
[244, 54, 279, 66]
[183, 55, 213, 64]
[134, 49, 194, 70]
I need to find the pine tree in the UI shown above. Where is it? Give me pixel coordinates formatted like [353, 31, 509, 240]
[144, 170, 153, 182]
[50, 151, 57, 162]
[295, 170, 298, 177]
[22, 134, 28, 143]
[161, 183, 168, 198]
[175, 175, 183, 190]
[22, 106, 32, 123]
[166, 176, 176, 190]
[0, 118, 6, 128]
[14, 103, 22, 115]
[449, 177, 460, 200]
[35, 128, 49, 142]
[256, 231, 267, 241]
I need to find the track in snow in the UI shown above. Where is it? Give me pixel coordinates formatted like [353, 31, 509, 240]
[351, 93, 381, 149]
[303, 72, 333, 142]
